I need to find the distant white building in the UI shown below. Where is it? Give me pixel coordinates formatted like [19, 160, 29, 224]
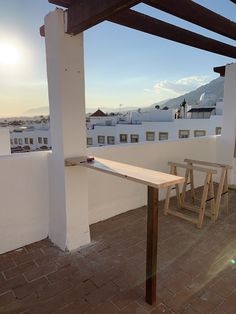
[86, 98, 223, 147]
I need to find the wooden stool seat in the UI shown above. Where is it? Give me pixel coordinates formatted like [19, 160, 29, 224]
[164, 162, 217, 228]
[184, 159, 232, 219]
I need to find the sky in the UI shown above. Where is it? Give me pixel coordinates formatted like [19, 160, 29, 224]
[0, 0, 236, 117]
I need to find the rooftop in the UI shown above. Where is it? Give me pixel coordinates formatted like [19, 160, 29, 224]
[1, 187, 236, 313]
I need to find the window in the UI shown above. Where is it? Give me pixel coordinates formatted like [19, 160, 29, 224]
[179, 130, 190, 139]
[146, 131, 155, 141]
[19, 139, 23, 145]
[131, 134, 139, 143]
[194, 130, 206, 137]
[107, 136, 115, 145]
[120, 134, 128, 143]
[10, 139, 13, 145]
[43, 138, 48, 145]
[98, 136, 105, 144]
[14, 138, 18, 145]
[24, 138, 29, 144]
[30, 138, 34, 145]
[105, 120, 112, 126]
[38, 137, 42, 144]
[159, 132, 168, 141]
[216, 127, 222, 135]
[87, 137, 93, 145]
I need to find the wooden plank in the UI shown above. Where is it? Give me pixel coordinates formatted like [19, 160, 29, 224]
[181, 203, 212, 218]
[184, 159, 233, 169]
[108, 9, 236, 59]
[66, 157, 184, 189]
[165, 208, 198, 225]
[49, 0, 72, 7]
[214, 65, 226, 77]
[168, 162, 217, 174]
[144, 0, 236, 41]
[146, 186, 158, 305]
[66, 0, 142, 34]
[231, 0, 236, 4]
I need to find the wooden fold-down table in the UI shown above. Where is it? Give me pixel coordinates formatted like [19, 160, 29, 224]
[65, 157, 184, 305]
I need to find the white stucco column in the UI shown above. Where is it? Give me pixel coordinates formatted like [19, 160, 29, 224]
[217, 63, 236, 184]
[44, 9, 90, 250]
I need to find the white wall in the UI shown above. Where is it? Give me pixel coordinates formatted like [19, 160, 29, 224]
[0, 152, 49, 254]
[87, 116, 223, 147]
[87, 136, 218, 224]
[0, 128, 11, 155]
[0, 136, 220, 254]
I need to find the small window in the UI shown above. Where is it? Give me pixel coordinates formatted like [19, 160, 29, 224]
[43, 138, 48, 145]
[10, 139, 13, 145]
[38, 137, 42, 144]
[179, 130, 190, 139]
[14, 138, 18, 145]
[25, 138, 29, 144]
[194, 130, 206, 137]
[30, 138, 34, 145]
[131, 134, 139, 143]
[146, 131, 155, 141]
[107, 136, 115, 145]
[159, 132, 168, 141]
[120, 134, 128, 143]
[87, 137, 93, 145]
[18, 138, 23, 145]
[98, 136, 105, 144]
[105, 120, 112, 126]
[216, 127, 222, 135]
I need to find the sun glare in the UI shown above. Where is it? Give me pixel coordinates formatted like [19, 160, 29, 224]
[0, 42, 20, 65]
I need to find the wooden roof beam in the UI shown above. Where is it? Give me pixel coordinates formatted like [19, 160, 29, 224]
[214, 66, 226, 77]
[144, 0, 236, 41]
[108, 9, 236, 59]
[66, 0, 142, 34]
[231, 0, 236, 4]
[48, 0, 73, 7]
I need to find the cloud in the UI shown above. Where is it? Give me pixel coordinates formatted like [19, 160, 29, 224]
[153, 75, 211, 99]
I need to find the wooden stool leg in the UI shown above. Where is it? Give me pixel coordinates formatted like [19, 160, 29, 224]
[197, 173, 211, 229]
[187, 161, 195, 203]
[209, 175, 216, 221]
[215, 168, 226, 220]
[164, 165, 174, 215]
[223, 170, 229, 215]
[182, 168, 190, 204]
[173, 166, 182, 208]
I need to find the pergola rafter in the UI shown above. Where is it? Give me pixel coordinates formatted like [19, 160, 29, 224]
[43, 0, 236, 60]
[144, 0, 236, 41]
[108, 9, 236, 58]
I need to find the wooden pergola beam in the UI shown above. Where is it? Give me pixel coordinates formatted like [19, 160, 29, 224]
[214, 66, 226, 77]
[48, 0, 73, 7]
[108, 9, 236, 59]
[144, 0, 236, 41]
[66, 0, 142, 34]
[231, 0, 236, 4]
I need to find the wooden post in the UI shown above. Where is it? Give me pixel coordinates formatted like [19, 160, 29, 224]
[146, 186, 158, 305]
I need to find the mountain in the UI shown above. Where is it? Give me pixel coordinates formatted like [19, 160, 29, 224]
[23, 106, 49, 116]
[160, 77, 224, 109]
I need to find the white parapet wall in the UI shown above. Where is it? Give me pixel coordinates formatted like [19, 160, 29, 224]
[0, 136, 219, 254]
[0, 152, 49, 254]
[0, 128, 11, 156]
[87, 136, 219, 224]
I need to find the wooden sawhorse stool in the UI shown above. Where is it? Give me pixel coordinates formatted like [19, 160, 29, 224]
[164, 162, 217, 228]
[184, 159, 232, 220]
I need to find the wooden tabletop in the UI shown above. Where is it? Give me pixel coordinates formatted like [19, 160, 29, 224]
[66, 157, 184, 189]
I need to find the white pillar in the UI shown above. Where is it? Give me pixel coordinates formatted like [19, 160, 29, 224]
[217, 63, 236, 183]
[44, 9, 90, 250]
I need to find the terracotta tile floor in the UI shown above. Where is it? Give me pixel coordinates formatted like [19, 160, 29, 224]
[1, 188, 236, 313]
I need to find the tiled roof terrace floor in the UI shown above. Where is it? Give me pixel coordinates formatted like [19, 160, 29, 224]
[1, 188, 236, 313]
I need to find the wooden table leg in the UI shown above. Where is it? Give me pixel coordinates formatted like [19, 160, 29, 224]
[146, 186, 158, 305]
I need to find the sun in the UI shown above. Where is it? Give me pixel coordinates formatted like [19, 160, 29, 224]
[0, 42, 20, 65]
